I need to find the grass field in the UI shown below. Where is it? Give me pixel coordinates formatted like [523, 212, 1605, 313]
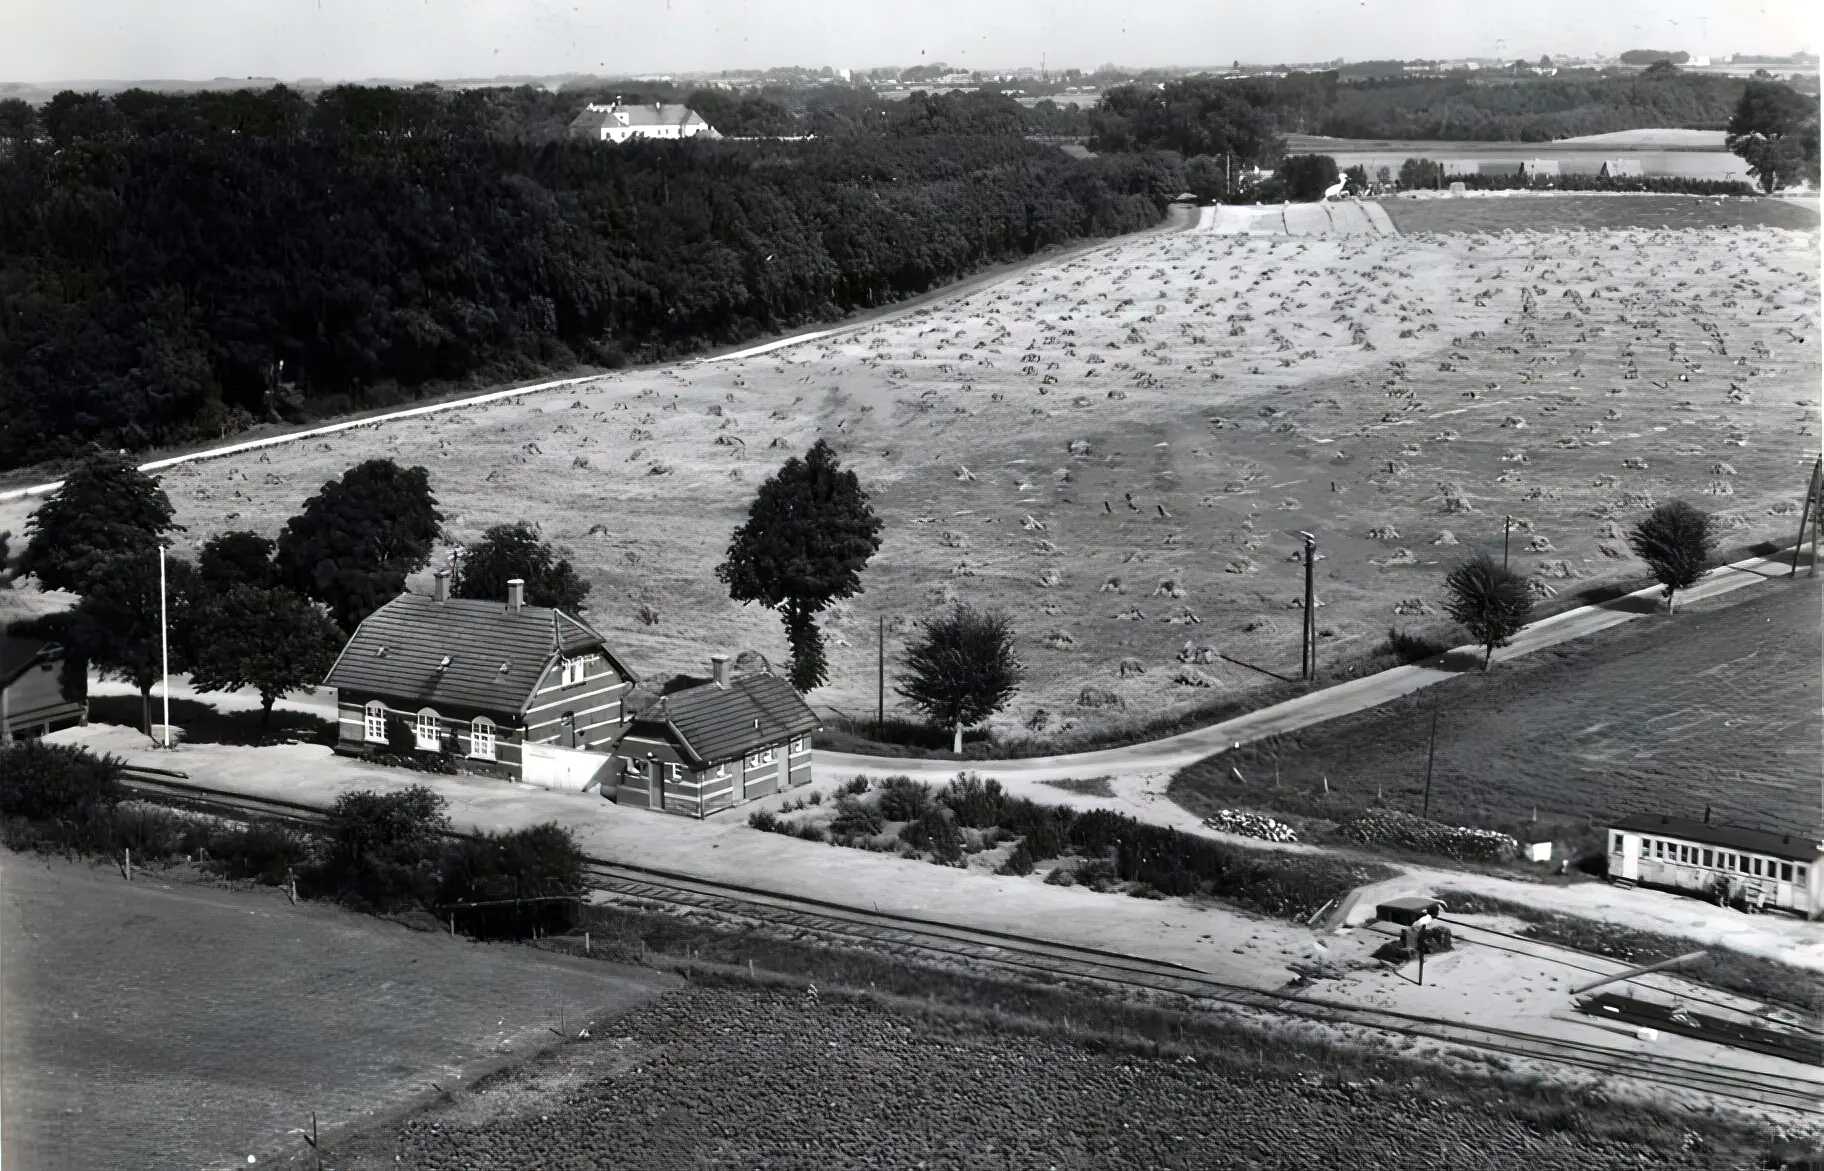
[1383, 194, 1822, 235]
[1170, 578, 1824, 844]
[0, 856, 668, 1171]
[2, 198, 1815, 750]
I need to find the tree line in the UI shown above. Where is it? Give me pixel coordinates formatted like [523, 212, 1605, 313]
[0, 85, 1170, 472]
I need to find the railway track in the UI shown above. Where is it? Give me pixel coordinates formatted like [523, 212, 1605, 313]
[117, 769, 1823, 1114]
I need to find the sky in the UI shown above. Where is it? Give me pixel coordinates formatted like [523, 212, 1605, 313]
[1, 0, 1813, 85]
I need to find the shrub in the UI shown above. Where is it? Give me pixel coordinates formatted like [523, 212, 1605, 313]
[439, 822, 587, 939]
[828, 794, 884, 839]
[875, 775, 933, 821]
[838, 776, 870, 797]
[305, 785, 450, 910]
[794, 821, 827, 843]
[204, 822, 314, 885]
[0, 742, 123, 822]
[939, 772, 1006, 828]
[748, 809, 782, 832]
[899, 805, 964, 864]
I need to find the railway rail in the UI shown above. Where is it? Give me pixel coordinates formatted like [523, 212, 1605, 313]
[117, 768, 1824, 1115]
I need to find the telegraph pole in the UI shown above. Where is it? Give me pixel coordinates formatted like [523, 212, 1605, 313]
[876, 616, 885, 738]
[1502, 515, 1512, 570]
[1299, 532, 1317, 681]
[158, 543, 172, 748]
[1421, 693, 1440, 819]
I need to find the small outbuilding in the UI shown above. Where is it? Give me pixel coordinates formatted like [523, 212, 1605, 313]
[1521, 159, 1561, 179]
[613, 655, 819, 817]
[1375, 895, 1444, 926]
[1601, 158, 1645, 178]
[1, 636, 86, 742]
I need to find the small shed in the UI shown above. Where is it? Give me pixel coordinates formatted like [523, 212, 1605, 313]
[1, 637, 86, 742]
[1521, 159, 1561, 179]
[1601, 158, 1644, 178]
[1375, 895, 1444, 926]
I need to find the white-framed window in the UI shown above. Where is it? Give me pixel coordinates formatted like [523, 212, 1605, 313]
[415, 709, 441, 752]
[561, 654, 597, 687]
[790, 737, 806, 755]
[665, 762, 683, 783]
[715, 762, 730, 779]
[364, 700, 387, 744]
[623, 756, 648, 779]
[469, 716, 496, 761]
[761, 747, 775, 765]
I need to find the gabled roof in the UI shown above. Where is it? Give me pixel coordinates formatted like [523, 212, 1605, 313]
[323, 593, 637, 717]
[1613, 813, 1822, 863]
[1, 637, 61, 688]
[636, 671, 819, 767]
[568, 102, 719, 135]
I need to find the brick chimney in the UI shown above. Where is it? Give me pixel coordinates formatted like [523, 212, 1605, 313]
[433, 569, 450, 603]
[710, 654, 730, 688]
[507, 578, 525, 613]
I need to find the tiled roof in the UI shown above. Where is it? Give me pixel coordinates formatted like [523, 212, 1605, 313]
[1612, 813, 1822, 863]
[650, 672, 819, 767]
[1, 637, 56, 687]
[322, 594, 636, 716]
[568, 103, 717, 133]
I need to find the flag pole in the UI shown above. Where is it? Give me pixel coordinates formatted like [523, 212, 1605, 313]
[159, 544, 171, 748]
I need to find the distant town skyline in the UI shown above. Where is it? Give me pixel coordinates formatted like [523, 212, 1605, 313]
[1, 0, 1810, 87]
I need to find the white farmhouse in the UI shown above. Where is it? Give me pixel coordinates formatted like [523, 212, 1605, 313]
[568, 101, 722, 144]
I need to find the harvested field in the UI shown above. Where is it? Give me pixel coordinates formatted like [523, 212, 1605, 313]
[6, 200, 1815, 750]
[328, 982, 1765, 1171]
[1383, 193, 1821, 234]
[1171, 578, 1824, 843]
[0, 856, 669, 1171]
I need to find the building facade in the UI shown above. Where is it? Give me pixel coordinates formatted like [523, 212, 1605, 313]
[323, 574, 637, 784]
[1, 637, 86, 742]
[613, 655, 819, 817]
[567, 102, 722, 144]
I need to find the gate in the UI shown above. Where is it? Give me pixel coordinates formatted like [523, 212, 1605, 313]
[520, 742, 615, 793]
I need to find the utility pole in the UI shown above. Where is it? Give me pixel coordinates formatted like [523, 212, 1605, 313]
[877, 616, 885, 738]
[1299, 532, 1317, 681]
[1502, 516, 1512, 569]
[158, 543, 172, 748]
[1421, 693, 1440, 819]
[1790, 457, 1821, 578]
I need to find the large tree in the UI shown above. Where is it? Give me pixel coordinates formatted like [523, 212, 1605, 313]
[451, 522, 590, 611]
[1628, 501, 1718, 613]
[274, 460, 441, 630]
[190, 586, 346, 730]
[897, 605, 1023, 754]
[1726, 80, 1821, 194]
[1441, 552, 1534, 669]
[63, 550, 204, 732]
[19, 453, 177, 594]
[1275, 153, 1341, 201]
[197, 529, 278, 593]
[717, 440, 882, 692]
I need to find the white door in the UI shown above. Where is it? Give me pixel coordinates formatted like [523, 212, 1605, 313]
[1619, 834, 1641, 881]
[521, 742, 614, 792]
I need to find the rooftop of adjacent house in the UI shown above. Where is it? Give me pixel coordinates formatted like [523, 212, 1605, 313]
[323, 593, 635, 716]
[1, 636, 61, 687]
[632, 670, 819, 767]
[1612, 813, 1823, 863]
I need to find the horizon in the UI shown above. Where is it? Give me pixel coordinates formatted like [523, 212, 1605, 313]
[1, 0, 1810, 90]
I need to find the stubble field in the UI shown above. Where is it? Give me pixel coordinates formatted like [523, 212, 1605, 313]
[10, 197, 1815, 744]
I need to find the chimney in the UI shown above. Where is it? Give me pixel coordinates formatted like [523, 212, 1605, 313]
[507, 578, 525, 613]
[433, 569, 450, 603]
[711, 654, 730, 689]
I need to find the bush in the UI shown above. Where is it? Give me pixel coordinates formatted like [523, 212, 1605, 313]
[304, 785, 450, 910]
[748, 809, 783, 833]
[899, 805, 964, 864]
[204, 822, 314, 884]
[838, 776, 870, 797]
[0, 742, 123, 822]
[438, 822, 586, 939]
[938, 772, 1006, 828]
[1340, 809, 1520, 862]
[828, 794, 884, 840]
[875, 776, 933, 821]
[794, 821, 827, 843]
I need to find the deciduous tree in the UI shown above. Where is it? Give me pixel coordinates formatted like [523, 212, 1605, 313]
[451, 522, 590, 611]
[717, 440, 882, 692]
[274, 460, 441, 630]
[190, 586, 345, 730]
[1441, 553, 1533, 669]
[1628, 500, 1718, 613]
[1726, 80, 1821, 193]
[19, 453, 177, 594]
[197, 530, 278, 593]
[897, 605, 1024, 754]
[63, 551, 204, 731]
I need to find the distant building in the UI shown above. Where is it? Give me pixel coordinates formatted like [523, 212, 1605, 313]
[568, 101, 722, 144]
[1442, 160, 1480, 177]
[1601, 158, 1644, 178]
[1, 636, 86, 742]
[1521, 159, 1561, 178]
